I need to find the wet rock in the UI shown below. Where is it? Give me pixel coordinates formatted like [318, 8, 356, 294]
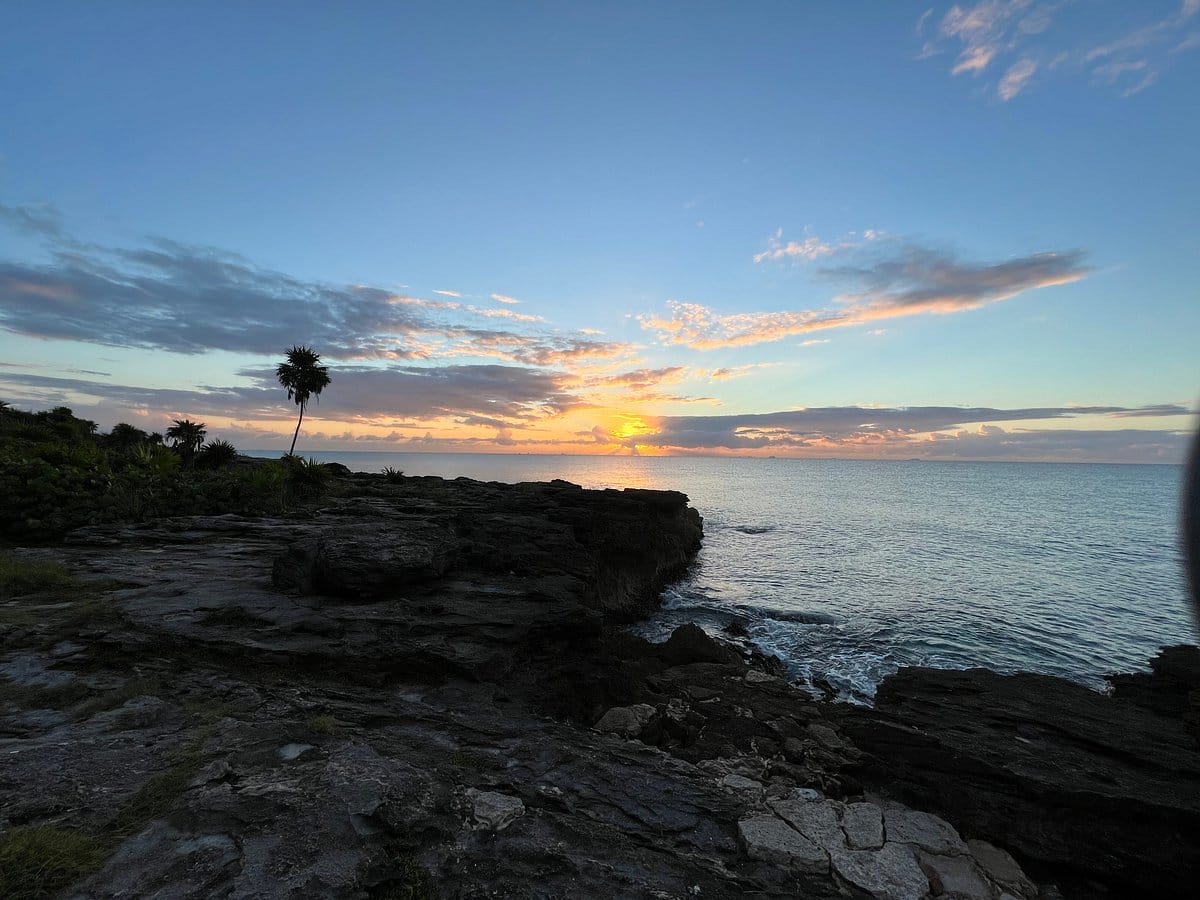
[466, 788, 525, 831]
[841, 802, 884, 850]
[594, 703, 658, 739]
[737, 814, 828, 872]
[829, 843, 929, 900]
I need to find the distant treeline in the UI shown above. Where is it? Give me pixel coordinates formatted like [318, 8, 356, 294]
[0, 403, 329, 542]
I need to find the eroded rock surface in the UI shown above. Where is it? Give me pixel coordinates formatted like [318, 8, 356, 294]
[837, 662, 1200, 898]
[1, 471, 1194, 898]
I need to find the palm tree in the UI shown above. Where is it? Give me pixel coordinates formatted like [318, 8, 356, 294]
[276, 345, 331, 456]
[166, 419, 207, 468]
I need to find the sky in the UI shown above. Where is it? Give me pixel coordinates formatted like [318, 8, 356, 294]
[1, 0, 1197, 462]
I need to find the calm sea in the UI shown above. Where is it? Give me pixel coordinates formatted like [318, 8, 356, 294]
[264, 451, 1196, 700]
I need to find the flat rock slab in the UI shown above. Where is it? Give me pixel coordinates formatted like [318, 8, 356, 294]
[967, 839, 1037, 898]
[842, 801, 885, 850]
[919, 851, 993, 900]
[770, 797, 845, 853]
[883, 806, 967, 855]
[830, 843, 930, 900]
[738, 814, 828, 873]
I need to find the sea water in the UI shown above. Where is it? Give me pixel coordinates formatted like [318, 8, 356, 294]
[267, 451, 1196, 701]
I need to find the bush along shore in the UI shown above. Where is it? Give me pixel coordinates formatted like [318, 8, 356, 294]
[1, 412, 1199, 898]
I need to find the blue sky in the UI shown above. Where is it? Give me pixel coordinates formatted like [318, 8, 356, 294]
[1, 1, 1197, 461]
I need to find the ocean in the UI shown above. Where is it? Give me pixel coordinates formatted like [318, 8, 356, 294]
[268, 451, 1197, 701]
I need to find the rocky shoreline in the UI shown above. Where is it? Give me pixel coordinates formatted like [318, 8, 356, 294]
[1, 470, 1197, 898]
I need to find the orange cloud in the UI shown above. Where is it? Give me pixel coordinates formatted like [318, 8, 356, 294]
[641, 247, 1088, 350]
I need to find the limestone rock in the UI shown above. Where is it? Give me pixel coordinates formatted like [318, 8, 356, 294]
[720, 773, 765, 801]
[594, 703, 658, 738]
[841, 802, 884, 850]
[919, 851, 992, 899]
[883, 806, 967, 855]
[466, 788, 525, 831]
[838, 664, 1200, 897]
[737, 814, 828, 873]
[967, 839, 1036, 898]
[770, 797, 845, 853]
[829, 843, 929, 900]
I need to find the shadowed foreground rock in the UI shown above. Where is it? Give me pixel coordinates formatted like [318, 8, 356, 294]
[835, 652, 1200, 898]
[1, 471, 1196, 898]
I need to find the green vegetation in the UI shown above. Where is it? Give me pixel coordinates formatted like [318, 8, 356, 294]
[370, 857, 439, 900]
[165, 419, 206, 468]
[309, 713, 338, 734]
[105, 743, 207, 841]
[276, 345, 332, 456]
[0, 825, 107, 900]
[383, 465, 405, 483]
[0, 404, 335, 542]
[0, 554, 80, 598]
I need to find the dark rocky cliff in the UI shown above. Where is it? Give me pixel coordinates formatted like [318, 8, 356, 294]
[1, 470, 1196, 899]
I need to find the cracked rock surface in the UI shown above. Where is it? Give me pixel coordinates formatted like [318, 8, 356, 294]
[1, 471, 1195, 898]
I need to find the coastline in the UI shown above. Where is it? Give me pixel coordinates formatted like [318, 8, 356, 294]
[1, 468, 1197, 898]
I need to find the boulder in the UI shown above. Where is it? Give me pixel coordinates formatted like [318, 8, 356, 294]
[660, 624, 741, 667]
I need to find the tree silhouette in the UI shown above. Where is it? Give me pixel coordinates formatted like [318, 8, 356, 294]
[276, 345, 331, 456]
[166, 419, 207, 468]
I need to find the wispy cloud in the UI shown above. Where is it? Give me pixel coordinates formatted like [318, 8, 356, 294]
[0, 202, 630, 369]
[624, 404, 1194, 462]
[921, 1, 1200, 100]
[998, 57, 1038, 99]
[432, 289, 461, 298]
[0, 364, 583, 426]
[491, 293, 520, 304]
[754, 228, 844, 263]
[467, 306, 545, 324]
[641, 242, 1088, 350]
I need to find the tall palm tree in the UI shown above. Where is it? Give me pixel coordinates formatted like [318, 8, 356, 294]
[166, 419, 207, 468]
[276, 345, 331, 456]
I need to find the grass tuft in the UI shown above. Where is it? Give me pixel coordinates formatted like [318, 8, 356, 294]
[0, 825, 106, 900]
[0, 554, 80, 599]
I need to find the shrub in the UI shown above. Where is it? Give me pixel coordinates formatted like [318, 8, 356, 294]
[382, 466, 404, 483]
[196, 439, 239, 469]
[282, 455, 329, 498]
[130, 442, 180, 476]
